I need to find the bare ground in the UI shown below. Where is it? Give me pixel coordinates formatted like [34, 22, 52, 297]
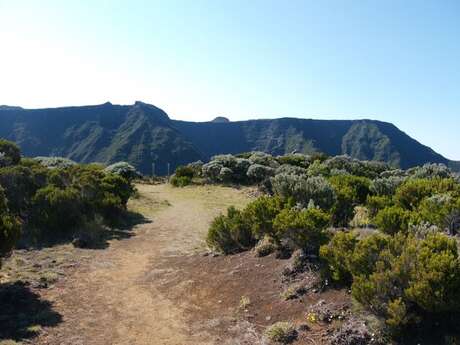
[33, 183, 252, 345]
[1, 183, 350, 345]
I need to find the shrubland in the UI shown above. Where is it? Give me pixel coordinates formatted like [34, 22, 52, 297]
[0, 139, 137, 265]
[203, 151, 460, 342]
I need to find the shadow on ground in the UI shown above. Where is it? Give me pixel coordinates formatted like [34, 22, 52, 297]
[80, 210, 152, 249]
[17, 210, 152, 251]
[0, 282, 62, 341]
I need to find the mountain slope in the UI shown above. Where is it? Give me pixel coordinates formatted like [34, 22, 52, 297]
[0, 102, 202, 175]
[0, 102, 455, 174]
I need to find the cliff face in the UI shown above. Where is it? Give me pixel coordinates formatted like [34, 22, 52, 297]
[0, 102, 452, 174]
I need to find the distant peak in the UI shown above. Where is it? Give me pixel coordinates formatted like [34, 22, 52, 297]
[134, 101, 152, 107]
[211, 116, 230, 123]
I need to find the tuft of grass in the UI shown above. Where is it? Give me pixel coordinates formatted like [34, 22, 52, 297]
[265, 321, 298, 344]
[280, 286, 297, 301]
[239, 295, 251, 310]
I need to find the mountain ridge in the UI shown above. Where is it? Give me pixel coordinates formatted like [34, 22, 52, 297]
[0, 102, 457, 174]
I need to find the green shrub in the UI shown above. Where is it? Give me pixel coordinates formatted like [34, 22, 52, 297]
[0, 139, 21, 167]
[274, 208, 330, 253]
[348, 232, 390, 277]
[329, 175, 371, 227]
[0, 187, 20, 261]
[319, 231, 358, 284]
[366, 195, 393, 218]
[96, 174, 134, 219]
[0, 165, 44, 215]
[30, 186, 84, 236]
[277, 153, 311, 169]
[374, 206, 411, 235]
[170, 175, 192, 187]
[395, 178, 458, 210]
[206, 206, 255, 254]
[351, 232, 460, 332]
[174, 165, 195, 179]
[243, 196, 285, 241]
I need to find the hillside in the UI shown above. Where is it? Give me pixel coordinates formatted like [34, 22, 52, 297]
[0, 102, 454, 174]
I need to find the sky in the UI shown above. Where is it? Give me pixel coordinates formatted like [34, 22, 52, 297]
[0, 0, 459, 160]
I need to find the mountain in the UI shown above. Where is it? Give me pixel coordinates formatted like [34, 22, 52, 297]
[0, 102, 456, 174]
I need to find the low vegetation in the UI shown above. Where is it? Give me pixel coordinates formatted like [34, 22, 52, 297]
[264, 321, 298, 344]
[204, 151, 460, 342]
[0, 139, 137, 265]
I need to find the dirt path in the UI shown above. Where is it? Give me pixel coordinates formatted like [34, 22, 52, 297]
[36, 184, 251, 345]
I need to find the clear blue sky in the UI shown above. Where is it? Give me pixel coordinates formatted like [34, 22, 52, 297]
[0, 0, 459, 159]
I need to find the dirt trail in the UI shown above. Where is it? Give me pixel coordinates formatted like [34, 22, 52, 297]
[36, 184, 251, 345]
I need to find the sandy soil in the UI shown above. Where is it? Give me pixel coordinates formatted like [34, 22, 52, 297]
[34, 183, 251, 345]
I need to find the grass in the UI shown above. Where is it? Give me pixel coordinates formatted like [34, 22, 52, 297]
[264, 321, 297, 344]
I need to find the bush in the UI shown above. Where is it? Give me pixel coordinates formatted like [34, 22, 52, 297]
[206, 206, 255, 254]
[170, 175, 192, 187]
[104, 161, 140, 180]
[264, 321, 297, 344]
[395, 178, 458, 210]
[243, 196, 285, 241]
[0, 187, 20, 261]
[0, 165, 45, 215]
[202, 161, 222, 181]
[374, 206, 411, 235]
[254, 235, 276, 257]
[329, 175, 371, 226]
[274, 208, 330, 253]
[35, 156, 77, 169]
[351, 232, 460, 333]
[0, 139, 21, 167]
[219, 167, 234, 183]
[408, 163, 452, 180]
[174, 165, 195, 179]
[275, 164, 307, 176]
[320, 231, 358, 284]
[30, 186, 84, 236]
[366, 195, 393, 218]
[203, 154, 252, 183]
[96, 174, 134, 220]
[371, 176, 405, 196]
[248, 152, 280, 168]
[277, 153, 311, 169]
[247, 164, 275, 183]
[271, 174, 336, 209]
